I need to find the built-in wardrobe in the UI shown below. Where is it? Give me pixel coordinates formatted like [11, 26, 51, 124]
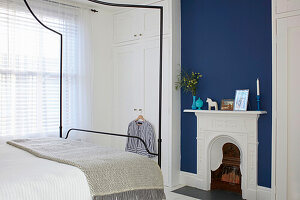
[85, 0, 181, 187]
[273, 0, 300, 199]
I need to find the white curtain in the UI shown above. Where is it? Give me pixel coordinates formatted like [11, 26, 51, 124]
[0, 0, 94, 137]
[77, 8, 94, 131]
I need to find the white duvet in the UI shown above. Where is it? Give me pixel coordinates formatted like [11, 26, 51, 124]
[0, 137, 92, 200]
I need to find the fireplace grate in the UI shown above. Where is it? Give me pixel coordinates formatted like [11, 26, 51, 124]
[211, 143, 242, 194]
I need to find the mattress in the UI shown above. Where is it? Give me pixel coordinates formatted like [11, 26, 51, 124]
[0, 137, 92, 200]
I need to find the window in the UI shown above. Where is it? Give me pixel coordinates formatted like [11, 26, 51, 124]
[0, 0, 80, 136]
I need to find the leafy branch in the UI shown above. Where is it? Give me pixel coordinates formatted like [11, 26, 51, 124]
[175, 70, 202, 96]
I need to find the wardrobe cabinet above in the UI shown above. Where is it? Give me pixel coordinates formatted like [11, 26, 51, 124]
[113, 10, 140, 43]
[113, 0, 169, 44]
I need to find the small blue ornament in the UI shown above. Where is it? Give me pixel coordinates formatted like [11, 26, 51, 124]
[195, 98, 203, 110]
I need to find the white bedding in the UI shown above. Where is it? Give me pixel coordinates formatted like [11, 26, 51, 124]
[0, 137, 92, 200]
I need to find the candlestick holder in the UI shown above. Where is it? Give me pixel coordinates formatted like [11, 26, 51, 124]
[256, 95, 261, 111]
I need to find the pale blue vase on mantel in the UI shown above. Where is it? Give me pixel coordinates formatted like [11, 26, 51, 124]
[191, 96, 197, 110]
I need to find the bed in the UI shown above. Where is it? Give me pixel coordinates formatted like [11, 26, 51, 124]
[0, 137, 165, 200]
[0, 0, 165, 199]
[0, 137, 91, 200]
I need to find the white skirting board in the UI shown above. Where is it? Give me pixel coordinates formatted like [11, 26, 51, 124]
[179, 171, 271, 200]
[256, 186, 272, 200]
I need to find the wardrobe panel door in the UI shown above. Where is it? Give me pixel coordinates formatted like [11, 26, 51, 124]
[140, 8, 160, 38]
[113, 11, 139, 43]
[113, 44, 144, 136]
[277, 0, 300, 13]
[143, 39, 160, 137]
[151, 0, 170, 35]
[140, 1, 169, 39]
[143, 38, 170, 184]
[277, 15, 300, 200]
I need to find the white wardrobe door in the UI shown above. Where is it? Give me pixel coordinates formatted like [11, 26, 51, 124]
[113, 11, 140, 43]
[143, 39, 160, 139]
[139, 8, 160, 39]
[113, 44, 144, 135]
[139, 1, 170, 39]
[143, 38, 171, 185]
[277, 0, 300, 13]
[277, 15, 300, 200]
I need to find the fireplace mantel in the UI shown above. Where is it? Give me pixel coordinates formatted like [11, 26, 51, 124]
[184, 109, 267, 116]
[184, 109, 266, 200]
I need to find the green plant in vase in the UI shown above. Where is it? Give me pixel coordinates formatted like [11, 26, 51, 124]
[175, 70, 203, 110]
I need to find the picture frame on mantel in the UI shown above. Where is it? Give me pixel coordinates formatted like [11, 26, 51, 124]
[221, 99, 234, 111]
[234, 89, 249, 111]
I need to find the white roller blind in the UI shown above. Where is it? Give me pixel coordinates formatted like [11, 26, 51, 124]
[0, 0, 81, 136]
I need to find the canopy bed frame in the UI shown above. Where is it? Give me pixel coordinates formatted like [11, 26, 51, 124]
[23, 0, 163, 167]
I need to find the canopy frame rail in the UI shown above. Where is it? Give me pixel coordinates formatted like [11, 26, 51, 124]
[23, 0, 163, 168]
[65, 128, 158, 156]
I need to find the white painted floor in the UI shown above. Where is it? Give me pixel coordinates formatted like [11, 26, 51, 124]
[164, 185, 198, 200]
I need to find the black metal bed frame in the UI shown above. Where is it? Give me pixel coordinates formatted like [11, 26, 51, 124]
[23, 0, 163, 167]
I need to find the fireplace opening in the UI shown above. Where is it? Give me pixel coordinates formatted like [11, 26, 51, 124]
[211, 143, 242, 194]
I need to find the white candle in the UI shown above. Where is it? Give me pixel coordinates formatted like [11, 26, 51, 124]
[257, 78, 260, 96]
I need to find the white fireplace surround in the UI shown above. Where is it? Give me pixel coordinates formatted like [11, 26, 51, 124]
[183, 110, 267, 200]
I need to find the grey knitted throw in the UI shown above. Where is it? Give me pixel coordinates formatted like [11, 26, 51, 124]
[7, 138, 165, 200]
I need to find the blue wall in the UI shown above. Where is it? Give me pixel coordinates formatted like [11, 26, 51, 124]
[181, 0, 272, 188]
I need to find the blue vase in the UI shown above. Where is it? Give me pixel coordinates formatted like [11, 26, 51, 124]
[196, 98, 203, 110]
[192, 96, 197, 110]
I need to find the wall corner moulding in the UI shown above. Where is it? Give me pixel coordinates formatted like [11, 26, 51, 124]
[183, 109, 266, 200]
